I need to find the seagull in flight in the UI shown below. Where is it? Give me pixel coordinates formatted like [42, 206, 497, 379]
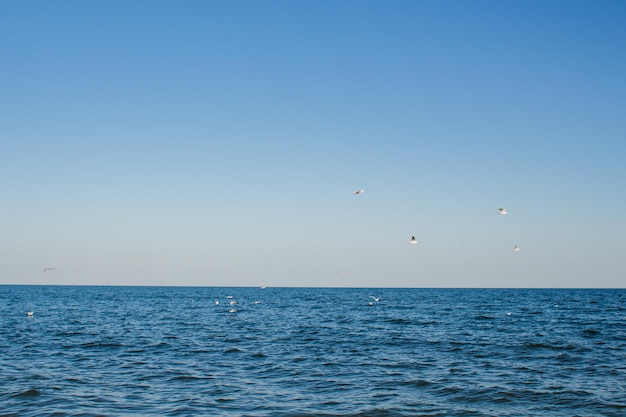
[409, 236, 418, 245]
[341, 270, 349, 275]
[513, 245, 520, 251]
[42, 267, 56, 274]
[352, 189, 365, 195]
[369, 296, 381, 302]
[498, 208, 508, 215]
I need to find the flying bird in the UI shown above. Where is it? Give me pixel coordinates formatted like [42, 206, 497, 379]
[409, 236, 418, 245]
[42, 267, 56, 274]
[341, 270, 349, 275]
[352, 189, 365, 195]
[369, 296, 381, 302]
[513, 245, 520, 251]
[498, 208, 508, 215]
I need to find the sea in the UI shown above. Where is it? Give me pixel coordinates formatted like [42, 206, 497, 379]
[1, 286, 625, 417]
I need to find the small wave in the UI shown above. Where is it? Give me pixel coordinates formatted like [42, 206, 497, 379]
[280, 410, 409, 417]
[216, 397, 236, 403]
[598, 400, 626, 410]
[582, 328, 600, 337]
[149, 341, 170, 349]
[80, 341, 123, 349]
[490, 396, 512, 403]
[521, 341, 590, 355]
[401, 379, 433, 388]
[386, 318, 413, 325]
[11, 389, 40, 398]
[169, 375, 205, 382]
[64, 377, 83, 384]
[524, 342, 554, 349]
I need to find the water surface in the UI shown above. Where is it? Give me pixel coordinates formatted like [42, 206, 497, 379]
[1, 286, 625, 416]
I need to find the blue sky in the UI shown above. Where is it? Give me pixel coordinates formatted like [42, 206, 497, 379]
[1, 0, 625, 287]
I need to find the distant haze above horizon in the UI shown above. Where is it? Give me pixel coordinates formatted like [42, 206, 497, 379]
[2, 1, 625, 288]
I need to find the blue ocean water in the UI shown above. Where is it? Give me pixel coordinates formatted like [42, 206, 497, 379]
[1, 286, 625, 417]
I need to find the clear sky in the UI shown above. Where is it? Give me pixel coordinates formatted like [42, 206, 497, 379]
[1, 0, 625, 288]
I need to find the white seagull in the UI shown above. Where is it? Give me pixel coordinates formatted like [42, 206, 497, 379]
[513, 245, 520, 251]
[341, 270, 349, 275]
[498, 208, 508, 215]
[42, 267, 56, 274]
[369, 296, 381, 302]
[352, 189, 365, 195]
[409, 236, 418, 245]
[27, 311, 34, 317]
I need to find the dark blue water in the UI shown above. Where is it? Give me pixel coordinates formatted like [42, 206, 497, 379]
[1, 286, 625, 416]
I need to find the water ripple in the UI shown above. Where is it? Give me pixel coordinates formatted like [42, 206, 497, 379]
[1, 286, 625, 416]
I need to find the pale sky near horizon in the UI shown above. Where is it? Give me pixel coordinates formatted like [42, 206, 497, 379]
[1, 1, 625, 288]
